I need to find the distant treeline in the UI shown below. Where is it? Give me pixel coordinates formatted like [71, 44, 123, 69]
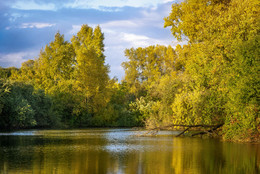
[0, 0, 259, 142]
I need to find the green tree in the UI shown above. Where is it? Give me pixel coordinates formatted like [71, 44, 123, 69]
[0, 80, 56, 129]
[33, 32, 75, 91]
[10, 60, 35, 82]
[122, 45, 177, 96]
[0, 67, 18, 79]
[72, 25, 110, 118]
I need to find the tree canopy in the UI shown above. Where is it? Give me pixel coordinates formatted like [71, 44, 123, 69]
[1, 0, 259, 142]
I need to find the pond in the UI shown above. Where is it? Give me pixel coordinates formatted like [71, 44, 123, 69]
[0, 129, 259, 174]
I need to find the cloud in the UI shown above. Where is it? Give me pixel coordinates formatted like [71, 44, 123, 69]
[120, 33, 150, 47]
[64, 0, 175, 10]
[4, 23, 56, 30]
[8, 0, 175, 11]
[1, 0, 177, 80]
[11, 0, 56, 11]
[19, 23, 56, 29]
[109, 32, 173, 48]
[7, 13, 28, 22]
[0, 51, 38, 68]
[102, 20, 138, 28]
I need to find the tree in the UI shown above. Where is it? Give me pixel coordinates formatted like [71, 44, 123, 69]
[0, 80, 56, 129]
[10, 60, 35, 82]
[7, 25, 115, 127]
[33, 32, 75, 91]
[72, 25, 110, 116]
[0, 67, 18, 79]
[122, 45, 177, 96]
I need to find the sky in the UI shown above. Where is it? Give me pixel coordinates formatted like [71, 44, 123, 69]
[0, 0, 179, 80]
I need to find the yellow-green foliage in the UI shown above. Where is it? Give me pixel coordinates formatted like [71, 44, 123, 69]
[1, 0, 259, 141]
[222, 36, 259, 141]
[129, 97, 161, 127]
[72, 25, 110, 115]
[6, 25, 114, 127]
[122, 45, 177, 95]
[165, 0, 259, 141]
[122, 0, 259, 141]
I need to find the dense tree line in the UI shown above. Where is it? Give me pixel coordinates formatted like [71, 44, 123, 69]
[0, 25, 138, 129]
[123, 0, 259, 141]
[0, 0, 259, 142]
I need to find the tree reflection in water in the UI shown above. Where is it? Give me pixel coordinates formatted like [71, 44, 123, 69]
[0, 129, 259, 174]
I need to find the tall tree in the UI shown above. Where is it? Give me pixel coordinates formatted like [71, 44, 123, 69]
[122, 45, 177, 95]
[72, 25, 110, 115]
[34, 32, 75, 92]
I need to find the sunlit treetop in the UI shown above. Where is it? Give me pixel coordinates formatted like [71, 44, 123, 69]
[164, 0, 259, 43]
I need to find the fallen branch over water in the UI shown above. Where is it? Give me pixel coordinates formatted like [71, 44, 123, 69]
[191, 124, 223, 137]
[140, 123, 224, 137]
[176, 127, 190, 137]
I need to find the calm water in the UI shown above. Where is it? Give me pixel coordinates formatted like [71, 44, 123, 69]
[0, 129, 259, 174]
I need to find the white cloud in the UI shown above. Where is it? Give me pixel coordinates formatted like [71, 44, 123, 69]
[64, 0, 175, 10]
[20, 23, 56, 29]
[11, 0, 56, 11]
[8, 13, 28, 22]
[9, 0, 175, 11]
[101, 20, 139, 28]
[120, 33, 150, 47]
[5, 23, 55, 30]
[119, 32, 173, 48]
[0, 51, 38, 68]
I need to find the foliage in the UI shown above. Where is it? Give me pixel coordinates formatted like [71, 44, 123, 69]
[71, 25, 110, 116]
[223, 35, 260, 141]
[0, 67, 18, 79]
[91, 81, 137, 127]
[1, 0, 259, 142]
[164, 0, 259, 141]
[0, 80, 56, 129]
[4, 25, 135, 129]
[121, 0, 259, 141]
[122, 45, 178, 96]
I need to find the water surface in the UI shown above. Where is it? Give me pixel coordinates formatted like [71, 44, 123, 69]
[0, 129, 259, 174]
